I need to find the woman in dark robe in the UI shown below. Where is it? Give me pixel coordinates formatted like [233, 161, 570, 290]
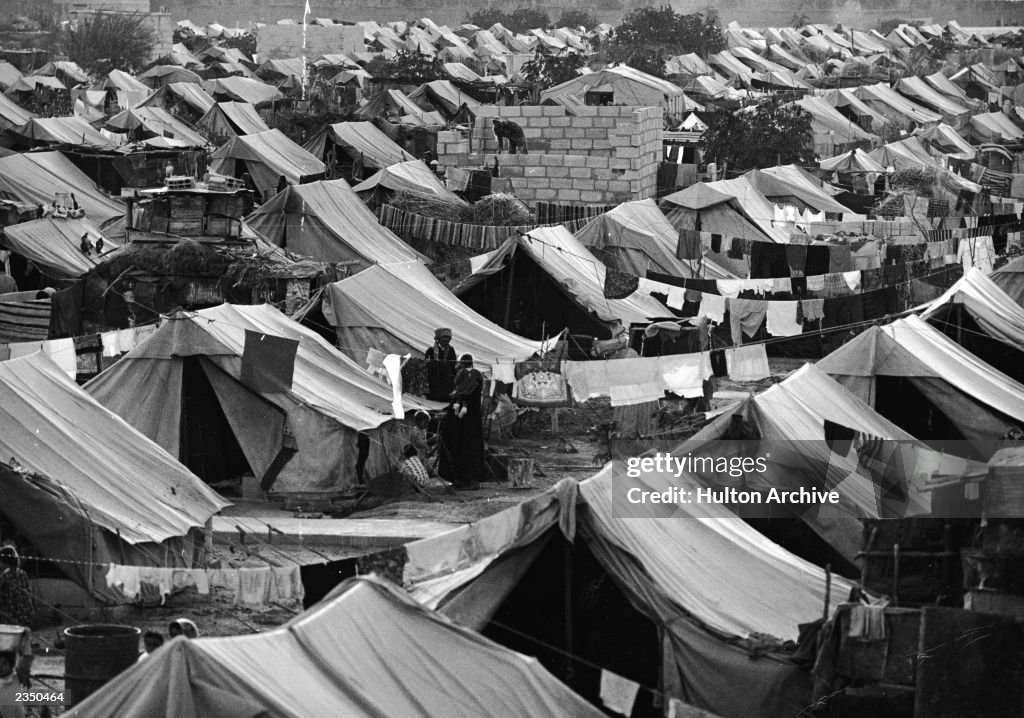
[424, 327, 457, 402]
[437, 354, 486, 489]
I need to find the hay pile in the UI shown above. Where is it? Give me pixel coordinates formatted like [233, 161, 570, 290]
[390, 189, 533, 226]
[99, 239, 232, 279]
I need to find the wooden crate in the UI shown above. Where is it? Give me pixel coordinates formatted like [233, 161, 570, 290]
[168, 218, 203, 236]
[205, 216, 239, 237]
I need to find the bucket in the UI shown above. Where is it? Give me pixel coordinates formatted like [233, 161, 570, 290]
[0, 624, 28, 653]
[508, 458, 535, 489]
[63, 624, 141, 706]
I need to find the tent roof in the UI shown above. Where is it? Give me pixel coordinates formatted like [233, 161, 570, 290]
[408, 80, 482, 116]
[211, 129, 326, 183]
[2, 217, 118, 278]
[245, 179, 425, 266]
[87, 303, 435, 432]
[0, 92, 34, 130]
[924, 71, 972, 102]
[855, 82, 942, 124]
[0, 151, 124, 226]
[201, 102, 271, 135]
[521, 226, 670, 326]
[894, 76, 971, 117]
[920, 267, 1024, 351]
[918, 122, 977, 160]
[579, 456, 854, 641]
[137, 82, 217, 115]
[70, 576, 603, 718]
[12, 116, 115, 148]
[816, 314, 1024, 426]
[203, 77, 283, 105]
[106, 107, 208, 147]
[746, 166, 853, 214]
[100, 69, 150, 93]
[793, 95, 878, 144]
[819, 147, 887, 172]
[0, 354, 227, 543]
[574, 199, 736, 279]
[661, 183, 735, 210]
[991, 255, 1024, 308]
[138, 65, 203, 85]
[352, 159, 461, 201]
[969, 112, 1024, 143]
[325, 260, 544, 365]
[306, 121, 414, 169]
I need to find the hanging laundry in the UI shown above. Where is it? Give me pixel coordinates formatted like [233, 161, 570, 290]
[697, 293, 726, 324]
[806, 275, 826, 292]
[41, 338, 76, 378]
[716, 279, 742, 299]
[491, 358, 516, 384]
[728, 298, 767, 344]
[240, 330, 299, 393]
[101, 331, 121, 357]
[382, 354, 405, 419]
[599, 670, 641, 716]
[9, 341, 41, 359]
[786, 244, 808, 276]
[676, 229, 702, 259]
[604, 268, 639, 299]
[116, 327, 137, 354]
[827, 244, 853, 273]
[766, 301, 801, 337]
[842, 271, 862, 292]
[666, 286, 687, 310]
[660, 353, 712, 398]
[725, 344, 770, 381]
[801, 298, 825, 322]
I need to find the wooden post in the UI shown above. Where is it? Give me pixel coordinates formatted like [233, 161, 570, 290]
[563, 538, 574, 683]
[892, 542, 900, 607]
[551, 408, 559, 434]
[824, 563, 832, 621]
[502, 247, 518, 329]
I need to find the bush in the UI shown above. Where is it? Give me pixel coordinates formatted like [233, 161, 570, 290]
[466, 8, 550, 33]
[556, 9, 599, 29]
[63, 11, 156, 75]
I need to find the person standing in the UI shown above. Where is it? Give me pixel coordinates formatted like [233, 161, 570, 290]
[0, 548, 33, 629]
[438, 354, 486, 489]
[424, 328, 457, 402]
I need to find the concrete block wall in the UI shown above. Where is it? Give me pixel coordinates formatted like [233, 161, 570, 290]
[436, 105, 661, 205]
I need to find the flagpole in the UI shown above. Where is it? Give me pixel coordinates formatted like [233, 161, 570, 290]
[302, 0, 310, 100]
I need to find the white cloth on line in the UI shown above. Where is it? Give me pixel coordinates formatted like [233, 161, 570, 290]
[599, 670, 640, 716]
[842, 270, 862, 292]
[660, 352, 711, 398]
[697, 293, 726, 324]
[9, 342, 41, 359]
[716, 279, 742, 299]
[666, 285, 687, 310]
[42, 337, 77, 378]
[101, 331, 120, 357]
[726, 344, 770, 381]
[766, 301, 802, 337]
[106, 563, 141, 601]
[609, 383, 663, 407]
[382, 353, 405, 420]
[491, 358, 516, 384]
[116, 327, 137, 354]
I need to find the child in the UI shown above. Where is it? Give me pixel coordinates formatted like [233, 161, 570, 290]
[399, 444, 452, 492]
[450, 355, 482, 419]
[138, 631, 164, 662]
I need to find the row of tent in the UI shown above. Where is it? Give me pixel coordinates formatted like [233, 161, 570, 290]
[26, 258, 1024, 716]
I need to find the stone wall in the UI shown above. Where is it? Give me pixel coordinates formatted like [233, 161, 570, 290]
[436, 104, 661, 205]
[256, 23, 364, 59]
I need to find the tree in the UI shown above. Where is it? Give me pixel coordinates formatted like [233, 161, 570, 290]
[699, 102, 815, 172]
[606, 7, 723, 78]
[556, 9, 599, 29]
[368, 50, 444, 84]
[521, 48, 587, 95]
[63, 11, 156, 75]
[465, 8, 550, 33]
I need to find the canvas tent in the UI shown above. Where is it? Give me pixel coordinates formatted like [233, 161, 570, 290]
[2, 217, 118, 279]
[919, 267, 1024, 382]
[210, 129, 327, 196]
[136, 82, 217, 118]
[301, 121, 414, 175]
[0, 151, 125, 233]
[203, 77, 283, 105]
[540, 66, 690, 116]
[574, 199, 736, 279]
[0, 354, 227, 602]
[0, 92, 34, 131]
[352, 159, 461, 200]
[105, 107, 208, 147]
[11, 116, 115, 149]
[196, 102, 270, 144]
[662, 178, 791, 243]
[245, 179, 426, 269]
[816, 314, 1024, 456]
[323, 260, 545, 367]
[86, 303, 437, 492]
[991, 255, 1024, 308]
[69, 576, 603, 718]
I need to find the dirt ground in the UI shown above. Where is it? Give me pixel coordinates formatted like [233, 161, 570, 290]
[23, 359, 807, 713]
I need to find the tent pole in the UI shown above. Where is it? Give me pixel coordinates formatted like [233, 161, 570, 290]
[502, 248, 518, 329]
[563, 537, 574, 684]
